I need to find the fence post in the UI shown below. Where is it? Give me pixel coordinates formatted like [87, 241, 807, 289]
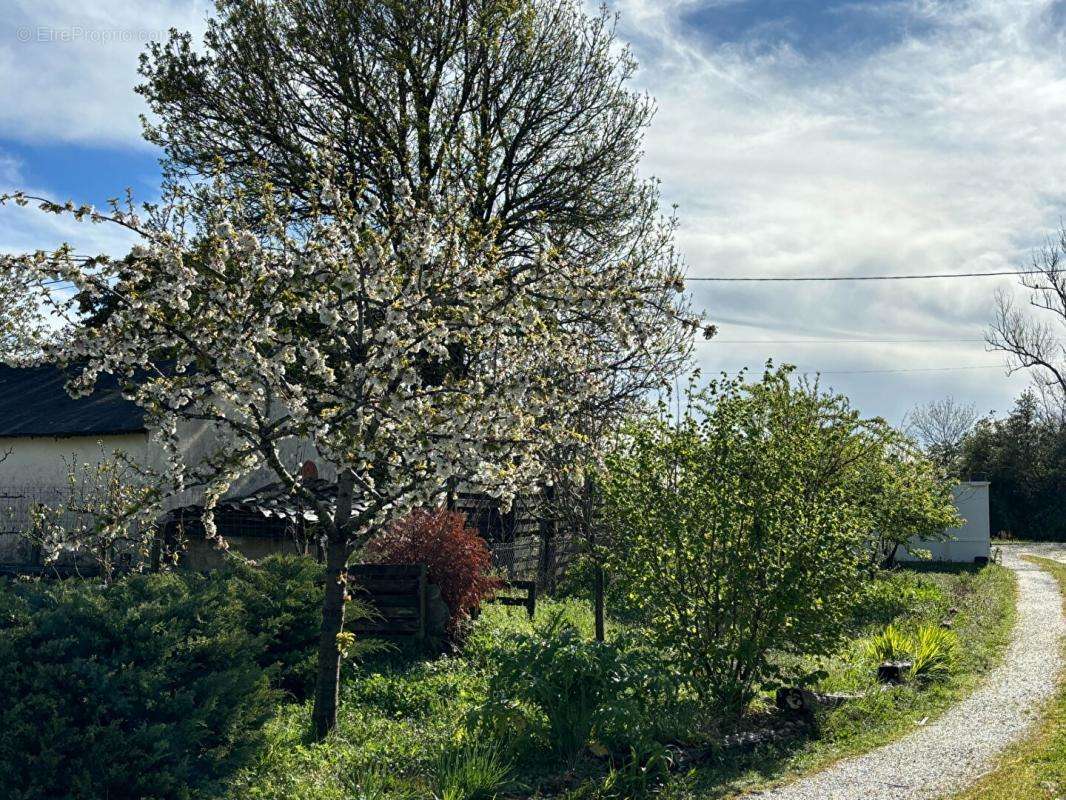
[537, 486, 557, 592]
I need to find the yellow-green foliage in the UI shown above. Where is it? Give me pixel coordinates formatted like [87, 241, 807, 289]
[600, 366, 959, 713]
[866, 624, 915, 665]
[911, 625, 959, 680]
[866, 623, 959, 682]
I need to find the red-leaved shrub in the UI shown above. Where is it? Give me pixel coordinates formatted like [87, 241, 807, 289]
[364, 508, 499, 631]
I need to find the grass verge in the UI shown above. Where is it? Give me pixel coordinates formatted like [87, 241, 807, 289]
[946, 555, 1066, 800]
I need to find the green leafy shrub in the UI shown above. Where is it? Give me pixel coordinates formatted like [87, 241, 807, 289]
[479, 617, 673, 759]
[431, 739, 512, 800]
[227, 555, 331, 697]
[602, 368, 877, 712]
[0, 572, 278, 800]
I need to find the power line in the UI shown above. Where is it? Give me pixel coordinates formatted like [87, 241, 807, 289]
[702, 337, 986, 344]
[814, 365, 1004, 375]
[687, 269, 1040, 282]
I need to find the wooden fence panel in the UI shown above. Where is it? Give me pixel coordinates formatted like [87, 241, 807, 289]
[349, 563, 427, 640]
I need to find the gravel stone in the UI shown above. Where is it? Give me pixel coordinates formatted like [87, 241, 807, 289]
[745, 545, 1065, 800]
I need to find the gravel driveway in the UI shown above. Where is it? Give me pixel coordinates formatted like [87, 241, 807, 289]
[745, 545, 1065, 800]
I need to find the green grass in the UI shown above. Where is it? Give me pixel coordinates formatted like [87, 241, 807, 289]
[227, 567, 1016, 800]
[944, 556, 1066, 800]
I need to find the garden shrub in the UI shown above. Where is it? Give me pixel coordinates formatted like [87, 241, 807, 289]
[600, 366, 953, 713]
[867, 623, 959, 682]
[0, 572, 278, 800]
[365, 508, 499, 631]
[479, 616, 675, 759]
[226, 555, 329, 697]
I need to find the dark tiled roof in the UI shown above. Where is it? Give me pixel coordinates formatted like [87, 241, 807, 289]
[163, 479, 341, 539]
[0, 364, 146, 438]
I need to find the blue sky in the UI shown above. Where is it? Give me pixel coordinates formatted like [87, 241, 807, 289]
[3, 0, 1065, 423]
[678, 0, 941, 57]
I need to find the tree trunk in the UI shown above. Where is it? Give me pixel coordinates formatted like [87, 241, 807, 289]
[594, 563, 605, 642]
[584, 475, 605, 642]
[311, 470, 355, 740]
[881, 541, 901, 570]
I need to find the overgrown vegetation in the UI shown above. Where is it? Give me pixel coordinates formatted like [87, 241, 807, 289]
[0, 368, 1005, 800]
[599, 367, 960, 712]
[220, 563, 1013, 800]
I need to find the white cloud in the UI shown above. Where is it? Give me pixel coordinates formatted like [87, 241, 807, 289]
[0, 198, 140, 258]
[0, 0, 1058, 420]
[0, 1, 209, 147]
[612, 0, 1066, 420]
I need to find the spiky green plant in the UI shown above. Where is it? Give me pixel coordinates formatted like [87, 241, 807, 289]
[910, 624, 959, 680]
[865, 623, 959, 683]
[432, 739, 512, 800]
[865, 624, 912, 665]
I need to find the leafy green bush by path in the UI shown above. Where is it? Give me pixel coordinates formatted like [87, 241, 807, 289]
[478, 614, 682, 760]
[600, 367, 954, 712]
[0, 572, 278, 800]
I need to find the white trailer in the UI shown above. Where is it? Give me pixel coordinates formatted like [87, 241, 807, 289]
[898, 481, 991, 563]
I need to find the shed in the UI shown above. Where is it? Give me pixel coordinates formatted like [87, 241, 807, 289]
[898, 481, 991, 563]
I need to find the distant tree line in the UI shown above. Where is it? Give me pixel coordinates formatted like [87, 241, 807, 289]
[959, 393, 1066, 541]
[909, 392, 1066, 540]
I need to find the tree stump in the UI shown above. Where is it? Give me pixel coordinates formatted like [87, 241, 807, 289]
[877, 660, 912, 683]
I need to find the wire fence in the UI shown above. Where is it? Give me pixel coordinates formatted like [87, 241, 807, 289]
[0, 485, 75, 566]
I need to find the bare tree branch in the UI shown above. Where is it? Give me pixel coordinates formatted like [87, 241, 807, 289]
[987, 229, 1066, 417]
[904, 396, 978, 473]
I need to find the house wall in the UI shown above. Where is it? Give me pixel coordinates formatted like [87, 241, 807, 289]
[898, 481, 991, 563]
[0, 433, 151, 562]
[168, 417, 336, 508]
[0, 433, 151, 488]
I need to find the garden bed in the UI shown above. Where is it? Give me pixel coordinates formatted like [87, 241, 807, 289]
[225, 562, 1016, 800]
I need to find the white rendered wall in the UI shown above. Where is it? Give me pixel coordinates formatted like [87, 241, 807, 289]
[898, 481, 991, 563]
[0, 433, 150, 489]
